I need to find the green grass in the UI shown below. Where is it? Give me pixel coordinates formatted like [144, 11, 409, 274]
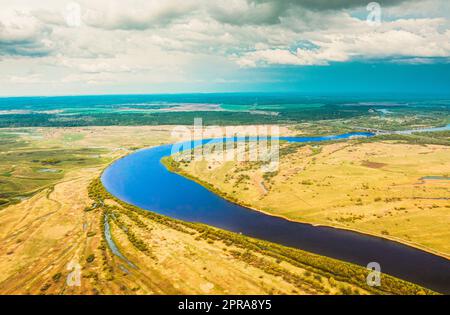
[63, 133, 85, 142]
[357, 131, 450, 146]
[1, 101, 447, 128]
[0, 134, 110, 209]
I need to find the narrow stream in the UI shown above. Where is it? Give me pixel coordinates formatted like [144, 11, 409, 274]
[102, 133, 450, 293]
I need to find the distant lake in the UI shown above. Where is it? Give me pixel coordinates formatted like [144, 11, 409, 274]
[102, 132, 450, 293]
[399, 124, 450, 134]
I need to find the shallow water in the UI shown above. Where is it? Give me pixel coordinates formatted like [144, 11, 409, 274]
[421, 176, 450, 180]
[103, 213, 137, 269]
[398, 124, 450, 134]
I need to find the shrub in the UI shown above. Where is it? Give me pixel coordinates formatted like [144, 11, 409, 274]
[52, 273, 62, 282]
[86, 254, 95, 263]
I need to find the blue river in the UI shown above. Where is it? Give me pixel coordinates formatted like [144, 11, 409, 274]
[102, 132, 450, 293]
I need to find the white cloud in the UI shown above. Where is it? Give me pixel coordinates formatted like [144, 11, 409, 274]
[0, 0, 449, 94]
[9, 73, 45, 83]
[81, 0, 198, 30]
[235, 15, 450, 66]
[0, 9, 54, 57]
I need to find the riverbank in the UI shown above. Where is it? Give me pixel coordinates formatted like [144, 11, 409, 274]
[161, 156, 450, 261]
[92, 177, 435, 295]
[101, 132, 450, 293]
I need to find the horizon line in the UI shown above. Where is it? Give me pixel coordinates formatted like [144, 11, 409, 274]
[2, 91, 450, 99]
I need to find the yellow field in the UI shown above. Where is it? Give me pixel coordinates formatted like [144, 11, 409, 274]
[177, 141, 450, 257]
[1, 126, 401, 295]
[0, 166, 356, 295]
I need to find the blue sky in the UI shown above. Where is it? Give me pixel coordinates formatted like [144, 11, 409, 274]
[176, 61, 450, 96]
[0, 0, 449, 96]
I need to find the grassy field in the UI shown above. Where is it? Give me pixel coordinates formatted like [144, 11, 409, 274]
[0, 127, 173, 209]
[87, 178, 432, 295]
[172, 137, 450, 258]
[0, 126, 435, 294]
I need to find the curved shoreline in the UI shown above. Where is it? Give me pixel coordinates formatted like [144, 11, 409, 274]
[101, 134, 450, 293]
[161, 157, 450, 262]
[93, 176, 438, 295]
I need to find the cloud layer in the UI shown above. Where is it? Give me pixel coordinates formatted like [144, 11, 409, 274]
[0, 0, 449, 94]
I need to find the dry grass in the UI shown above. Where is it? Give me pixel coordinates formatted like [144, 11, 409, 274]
[178, 141, 450, 257]
[0, 125, 368, 295]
